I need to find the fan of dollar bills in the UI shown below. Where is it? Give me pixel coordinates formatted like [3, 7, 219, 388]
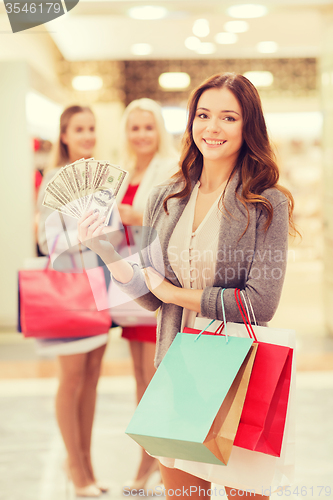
[42, 158, 128, 225]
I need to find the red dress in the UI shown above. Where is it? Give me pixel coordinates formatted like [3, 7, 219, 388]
[120, 184, 157, 344]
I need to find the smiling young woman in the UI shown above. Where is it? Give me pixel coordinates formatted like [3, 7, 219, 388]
[78, 72, 297, 500]
[164, 73, 295, 236]
[37, 105, 108, 498]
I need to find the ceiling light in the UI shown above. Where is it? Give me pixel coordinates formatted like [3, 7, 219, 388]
[162, 107, 187, 135]
[128, 5, 168, 20]
[72, 76, 103, 91]
[322, 73, 330, 86]
[196, 42, 216, 55]
[243, 71, 274, 87]
[224, 20, 249, 33]
[192, 19, 210, 38]
[257, 41, 278, 53]
[131, 43, 152, 56]
[185, 36, 201, 51]
[227, 4, 268, 19]
[159, 72, 191, 90]
[215, 32, 238, 45]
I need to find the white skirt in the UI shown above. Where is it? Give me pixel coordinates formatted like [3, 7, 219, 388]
[35, 333, 108, 356]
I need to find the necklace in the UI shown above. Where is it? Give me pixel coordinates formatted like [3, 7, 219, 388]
[198, 179, 227, 196]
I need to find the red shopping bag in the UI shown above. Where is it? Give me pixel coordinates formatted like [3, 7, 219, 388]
[184, 289, 293, 457]
[232, 289, 293, 457]
[19, 241, 111, 338]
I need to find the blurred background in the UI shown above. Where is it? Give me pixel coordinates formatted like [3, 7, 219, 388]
[0, 1, 332, 499]
[1, 0, 333, 336]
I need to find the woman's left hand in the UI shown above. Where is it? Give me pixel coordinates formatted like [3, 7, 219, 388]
[143, 267, 177, 304]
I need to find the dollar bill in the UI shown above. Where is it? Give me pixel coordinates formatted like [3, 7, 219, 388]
[85, 163, 128, 225]
[85, 160, 100, 197]
[99, 163, 128, 198]
[59, 166, 78, 197]
[70, 161, 87, 210]
[47, 171, 80, 212]
[61, 164, 85, 212]
[42, 191, 78, 219]
[46, 173, 82, 214]
[92, 161, 104, 190]
[42, 158, 128, 222]
[84, 160, 93, 199]
[58, 170, 80, 211]
[44, 185, 80, 218]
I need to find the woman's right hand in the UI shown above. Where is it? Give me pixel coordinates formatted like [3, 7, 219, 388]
[78, 210, 116, 263]
[78, 210, 134, 284]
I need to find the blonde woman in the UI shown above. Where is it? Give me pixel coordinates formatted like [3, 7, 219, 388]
[113, 98, 179, 489]
[37, 105, 108, 498]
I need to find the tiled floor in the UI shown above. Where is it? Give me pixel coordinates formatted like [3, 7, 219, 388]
[0, 373, 333, 500]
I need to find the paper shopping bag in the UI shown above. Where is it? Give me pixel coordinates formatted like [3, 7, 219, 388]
[189, 324, 292, 457]
[233, 340, 292, 456]
[176, 314, 296, 492]
[232, 289, 293, 457]
[19, 233, 111, 338]
[126, 332, 256, 465]
[189, 333, 258, 464]
[19, 267, 111, 338]
[192, 290, 293, 458]
[17, 257, 49, 333]
[190, 326, 292, 458]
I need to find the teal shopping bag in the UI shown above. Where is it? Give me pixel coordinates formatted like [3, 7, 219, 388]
[126, 331, 255, 466]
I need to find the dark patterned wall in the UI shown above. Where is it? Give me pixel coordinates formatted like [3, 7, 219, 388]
[57, 57, 317, 106]
[58, 60, 126, 102]
[123, 58, 317, 106]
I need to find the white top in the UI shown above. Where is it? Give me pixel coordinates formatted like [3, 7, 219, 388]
[116, 154, 179, 213]
[160, 180, 224, 473]
[167, 181, 222, 332]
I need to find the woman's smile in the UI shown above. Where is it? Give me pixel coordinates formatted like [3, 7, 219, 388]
[202, 138, 227, 147]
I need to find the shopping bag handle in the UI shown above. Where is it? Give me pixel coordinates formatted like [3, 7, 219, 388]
[44, 214, 80, 271]
[240, 290, 257, 326]
[234, 289, 257, 341]
[45, 236, 78, 271]
[45, 234, 60, 270]
[237, 290, 258, 333]
[195, 288, 228, 343]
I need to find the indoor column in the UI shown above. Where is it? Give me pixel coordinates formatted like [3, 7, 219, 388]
[0, 61, 34, 328]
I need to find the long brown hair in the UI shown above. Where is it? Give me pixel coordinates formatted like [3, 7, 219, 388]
[47, 105, 94, 171]
[163, 72, 296, 235]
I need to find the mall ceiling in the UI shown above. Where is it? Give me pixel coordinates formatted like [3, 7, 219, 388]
[43, 0, 332, 62]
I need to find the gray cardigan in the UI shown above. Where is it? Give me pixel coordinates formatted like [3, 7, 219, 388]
[114, 165, 289, 367]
